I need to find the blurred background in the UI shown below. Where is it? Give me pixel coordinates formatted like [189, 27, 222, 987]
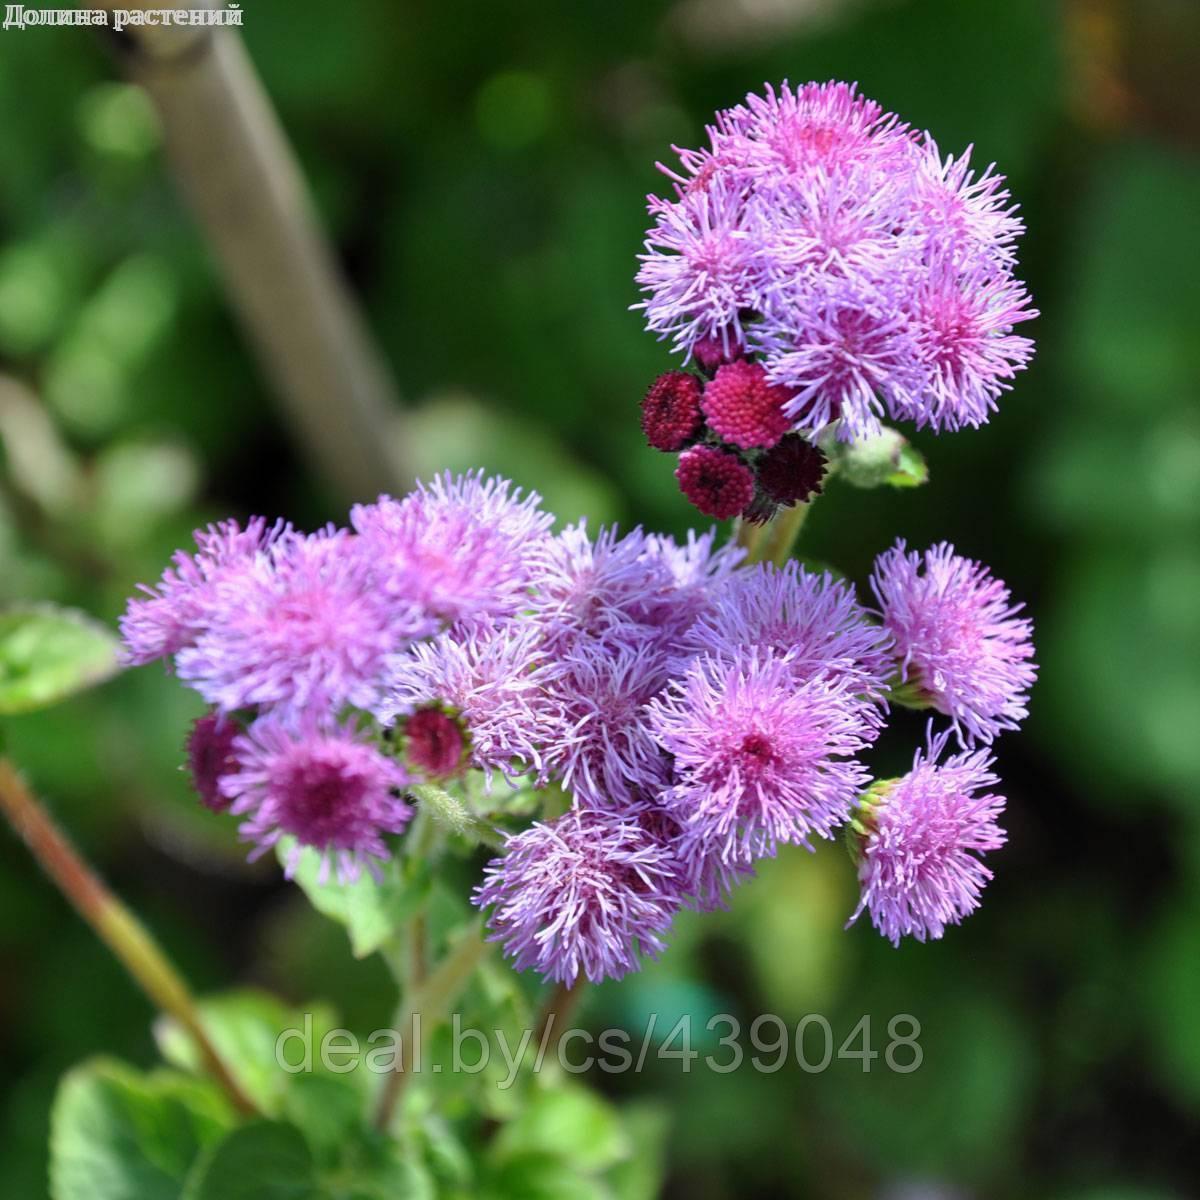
[1, 0, 1198, 1196]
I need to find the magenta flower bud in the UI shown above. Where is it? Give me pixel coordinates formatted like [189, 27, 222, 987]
[641, 370, 703, 451]
[185, 713, 241, 813]
[403, 707, 467, 780]
[675, 445, 756, 520]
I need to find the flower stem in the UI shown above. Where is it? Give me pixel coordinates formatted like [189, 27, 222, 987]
[533, 978, 586, 1057]
[0, 758, 256, 1116]
[373, 919, 491, 1132]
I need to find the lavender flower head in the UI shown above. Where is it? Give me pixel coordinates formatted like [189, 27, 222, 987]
[473, 806, 682, 984]
[119, 517, 285, 665]
[684, 559, 893, 701]
[351, 471, 553, 625]
[379, 617, 569, 787]
[221, 716, 411, 883]
[647, 648, 874, 867]
[872, 540, 1036, 745]
[175, 527, 425, 719]
[636, 80, 1037, 441]
[848, 734, 1006, 945]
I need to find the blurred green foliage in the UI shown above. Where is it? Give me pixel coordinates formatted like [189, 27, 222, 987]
[2, 0, 1199, 1196]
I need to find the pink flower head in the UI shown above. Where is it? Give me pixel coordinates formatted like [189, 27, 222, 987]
[474, 806, 683, 984]
[675, 445, 755, 520]
[635, 174, 762, 360]
[540, 634, 672, 807]
[904, 256, 1037, 432]
[528, 523, 677, 650]
[402, 708, 467, 780]
[701, 360, 792, 450]
[647, 649, 873, 866]
[222, 716, 412, 883]
[871, 540, 1036, 745]
[753, 273, 925, 442]
[351, 471, 553, 625]
[848, 733, 1006, 945]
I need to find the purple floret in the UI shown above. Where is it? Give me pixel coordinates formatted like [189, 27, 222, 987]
[473, 806, 683, 984]
[848, 733, 1006, 945]
[647, 648, 874, 867]
[222, 715, 412, 884]
[871, 540, 1036, 745]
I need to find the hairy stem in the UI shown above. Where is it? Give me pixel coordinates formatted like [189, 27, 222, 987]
[759, 501, 812, 566]
[373, 920, 491, 1132]
[533, 979, 586, 1057]
[0, 759, 256, 1115]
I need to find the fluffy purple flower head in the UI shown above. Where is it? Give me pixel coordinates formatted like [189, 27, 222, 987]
[120, 517, 284, 666]
[529, 523, 683, 651]
[175, 527, 424, 718]
[848, 734, 1006, 945]
[638, 528, 745, 638]
[684, 559, 893, 701]
[379, 618, 569, 787]
[351, 472, 552, 625]
[871, 541, 1036, 745]
[755, 276, 926, 441]
[473, 806, 682, 984]
[635, 175, 762, 361]
[540, 634, 672, 807]
[636, 80, 1036, 440]
[903, 256, 1037, 432]
[647, 649, 873, 866]
[710, 80, 915, 180]
[911, 138, 1024, 268]
[222, 716, 411, 883]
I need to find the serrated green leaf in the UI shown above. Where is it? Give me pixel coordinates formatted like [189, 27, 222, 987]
[492, 1082, 630, 1173]
[155, 989, 344, 1118]
[0, 604, 120, 714]
[278, 838, 431, 960]
[481, 1152, 608, 1200]
[182, 1122, 319, 1200]
[50, 1057, 234, 1200]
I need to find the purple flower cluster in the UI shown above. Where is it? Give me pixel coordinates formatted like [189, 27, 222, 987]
[122, 472, 1036, 974]
[636, 81, 1037, 441]
[122, 82, 1041, 980]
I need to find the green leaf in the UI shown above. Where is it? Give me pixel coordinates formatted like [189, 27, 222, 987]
[278, 839, 431, 960]
[481, 1152, 608, 1200]
[821, 426, 929, 490]
[155, 989, 344, 1118]
[0, 604, 120, 714]
[50, 1057, 234, 1200]
[182, 1122, 319, 1200]
[492, 1082, 630, 1173]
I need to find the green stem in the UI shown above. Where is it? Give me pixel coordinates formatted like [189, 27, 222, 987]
[0, 759, 257, 1116]
[373, 920, 491, 1132]
[759, 501, 812, 566]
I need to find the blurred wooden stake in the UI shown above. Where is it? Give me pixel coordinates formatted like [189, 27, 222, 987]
[97, 3, 408, 500]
